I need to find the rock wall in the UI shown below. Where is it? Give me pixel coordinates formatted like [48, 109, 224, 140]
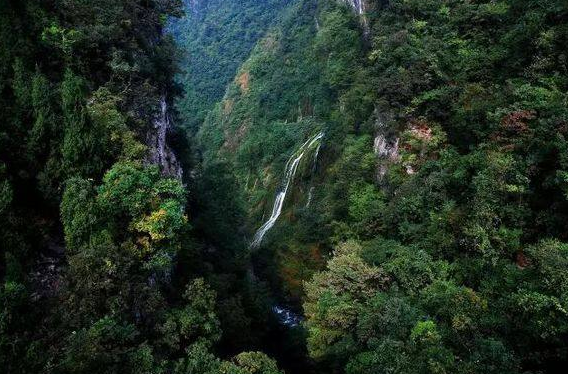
[373, 112, 399, 181]
[147, 97, 183, 180]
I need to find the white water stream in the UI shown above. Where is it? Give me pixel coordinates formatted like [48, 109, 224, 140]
[272, 305, 304, 327]
[250, 132, 324, 248]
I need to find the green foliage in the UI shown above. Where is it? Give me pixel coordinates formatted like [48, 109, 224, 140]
[304, 241, 389, 359]
[0, 1, 280, 373]
[61, 177, 99, 252]
[61, 69, 111, 177]
[3, 0, 568, 373]
[61, 162, 188, 293]
[0, 281, 27, 369]
[0, 165, 12, 216]
[171, 0, 293, 131]
[192, 160, 247, 255]
[302, 1, 568, 372]
[173, 343, 283, 374]
[61, 317, 145, 374]
[232, 352, 283, 374]
[511, 240, 568, 341]
[97, 162, 187, 244]
[191, 1, 374, 306]
[160, 279, 222, 353]
[87, 87, 147, 162]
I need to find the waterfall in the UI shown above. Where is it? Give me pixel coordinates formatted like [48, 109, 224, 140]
[341, 0, 365, 16]
[312, 142, 321, 172]
[251, 132, 324, 248]
[147, 97, 183, 179]
[339, 0, 369, 35]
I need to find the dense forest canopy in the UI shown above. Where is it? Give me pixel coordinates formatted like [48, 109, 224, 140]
[0, 0, 282, 372]
[170, 0, 293, 131]
[2, 0, 568, 374]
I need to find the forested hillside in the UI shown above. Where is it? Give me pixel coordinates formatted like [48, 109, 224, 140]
[302, 1, 568, 373]
[187, 0, 568, 373]
[196, 0, 373, 302]
[170, 0, 292, 131]
[2, 0, 568, 374]
[0, 1, 282, 373]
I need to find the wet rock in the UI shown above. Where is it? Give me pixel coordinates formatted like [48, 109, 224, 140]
[272, 305, 304, 328]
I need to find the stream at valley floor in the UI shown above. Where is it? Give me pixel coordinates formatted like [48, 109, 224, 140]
[272, 305, 304, 327]
[247, 132, 326, 372]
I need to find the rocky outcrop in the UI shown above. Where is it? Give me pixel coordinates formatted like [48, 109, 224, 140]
[147, 97, 183, 180]
[373, 113, 399, 181]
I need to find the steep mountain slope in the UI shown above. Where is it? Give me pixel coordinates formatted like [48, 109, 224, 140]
[2, 0, 568, 373]
[189, 0, 568, 373]
[171, 0, 293, 131]
[196, 0, 373, 301]
[0, 1, 284, 373]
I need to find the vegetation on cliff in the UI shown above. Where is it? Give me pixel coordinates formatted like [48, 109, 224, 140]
[0, 1, 282, 373]
[2, 0, 568, 373]
[188, 0, 568, 373]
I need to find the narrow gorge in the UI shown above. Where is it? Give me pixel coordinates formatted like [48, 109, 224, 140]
[2, 1, 568, 374]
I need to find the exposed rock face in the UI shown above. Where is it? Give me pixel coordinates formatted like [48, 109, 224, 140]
[374, 134, 399, 160]
[146, 99, 182, 286]
[147, 97, 183, 180]
[374, 113, 399, 181]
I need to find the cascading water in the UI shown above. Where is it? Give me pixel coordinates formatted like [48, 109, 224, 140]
[250, 132, 324, 248]
[312, 142, 321, 171]
[272, 305, 304, 327]
[339, 0, 369, 35]
[340, 0, 365, 16]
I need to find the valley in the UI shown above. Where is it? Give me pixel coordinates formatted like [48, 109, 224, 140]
[1, 1, 568, 374]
